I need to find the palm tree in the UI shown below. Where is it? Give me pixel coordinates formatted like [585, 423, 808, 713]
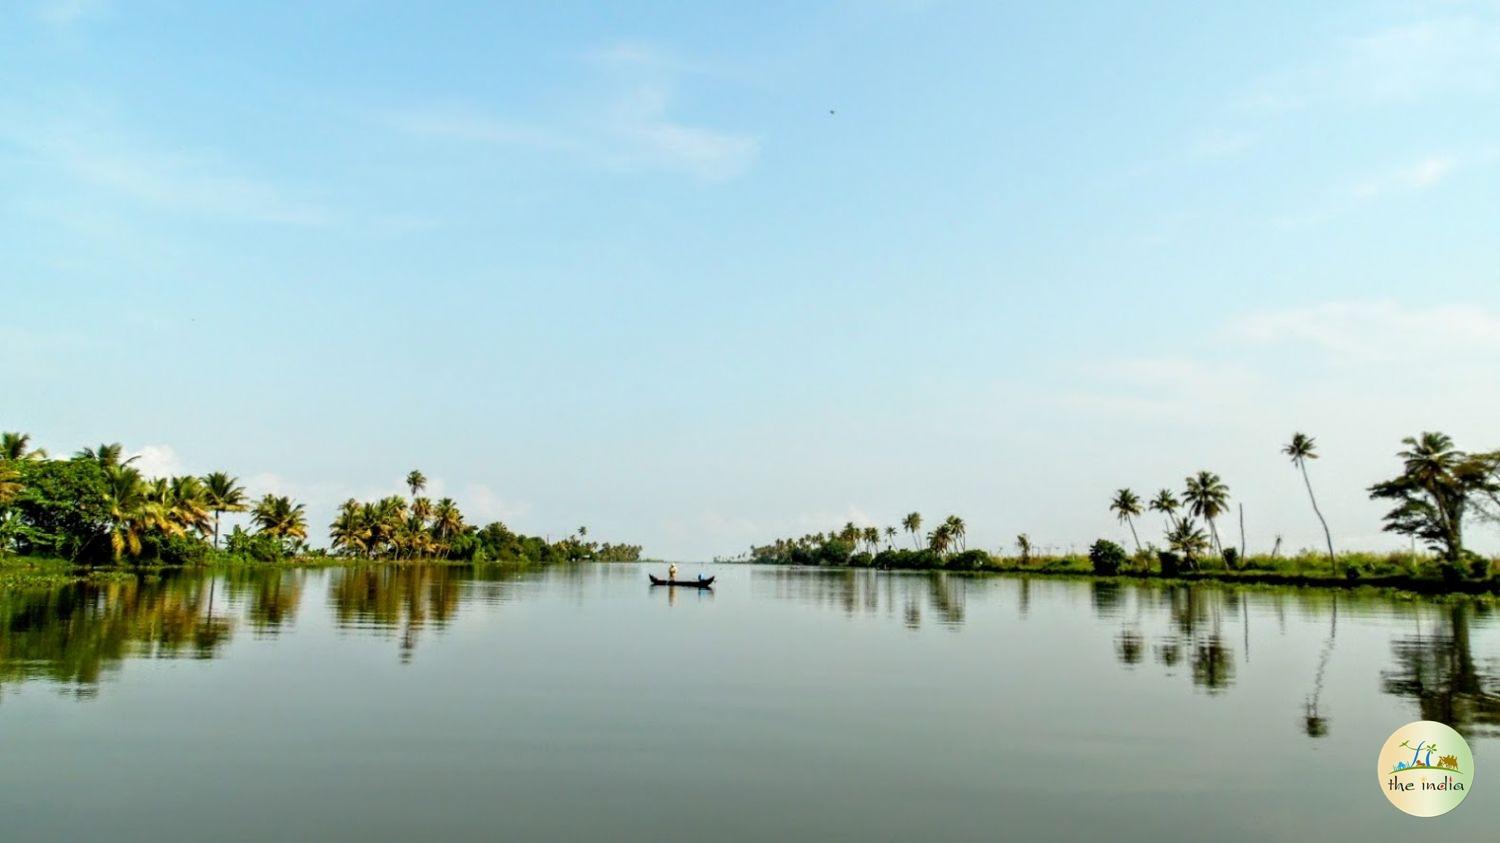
[432, 497, 464, 555]
[902, 512, 923, 549]
[1109, 488, 1144, 552]
[102, 465, 162, 560]
[167, 475, 213, 537]
[75, 443, 136, 468]
[0, 462, 21, 506]
[944, 516, 967, 552]
[1, 432, 46, 461]
[202, 471, 248, 549]
[884, 526, 897, 550]
[1283, 432, 1335, 570]
[1166, 518, 1211, 563]
[928, 523, 953, 555]
[862, 526, 880, 554]
[251, 494, 308, 547]
[329, 499, 370, 556]
[1149, 489, 1180, 534]
[406, 470, 426, 499]
[1183, 471, 1231, 557]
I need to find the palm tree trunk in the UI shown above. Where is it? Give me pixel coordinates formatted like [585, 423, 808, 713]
[213, 510, 221, 550]
[1126, 516, 1141, 552]
[1299, 464, 1336, 572]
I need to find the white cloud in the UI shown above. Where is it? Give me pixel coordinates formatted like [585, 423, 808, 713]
[1230, 300, 1500, 359]
[0, 115, 337, 226]
[1243, 16, 1500, 111]
[384, 42, 759, 181]
[1353, 155, 1458, 199]
[130, 444, 186, 479]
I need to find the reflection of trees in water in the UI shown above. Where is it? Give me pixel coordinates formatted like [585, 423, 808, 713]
[0, 571, 249, 699]
[752, 569, 988, 630]
[220, 568, 305, 634]
[1381, 602, 1500, 739]
[1303, 593, 1336, 738]
[328, 564, 462, 663]
[1106, 584, 1238, 695]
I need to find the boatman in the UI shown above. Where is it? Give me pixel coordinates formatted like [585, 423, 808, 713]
[668, 563, 678, 582]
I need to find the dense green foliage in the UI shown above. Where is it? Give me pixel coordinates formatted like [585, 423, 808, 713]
[1089, 539, 1126, 575]
[0, 431, 641, 572]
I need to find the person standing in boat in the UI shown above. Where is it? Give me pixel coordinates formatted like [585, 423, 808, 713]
[668, 563, 678, 582]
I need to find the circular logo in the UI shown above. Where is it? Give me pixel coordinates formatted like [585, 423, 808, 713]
[1378, 720, 1474, 817]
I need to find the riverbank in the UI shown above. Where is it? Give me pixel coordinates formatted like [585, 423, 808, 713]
[731, 547, 1500, 595]
[0, 553, 546, 593]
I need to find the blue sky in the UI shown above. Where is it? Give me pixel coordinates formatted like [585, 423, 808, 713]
[4, 1, 1500, 558]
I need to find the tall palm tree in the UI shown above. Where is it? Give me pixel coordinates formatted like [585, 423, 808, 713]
[406, 470, 426, 499]
[202, 471, 248, 549]
[1283, 432, 1335, 570]
[432, 497, 464, 554]
[329, 499, 370, 556]
[1, 432, 46, 461]
[884, 526, 897, 550]
[944, 516, 967, 552]
[862, 526, 880, 554]
[1109, 488, 1144, 552]
[1183, 471, 1231, 557]
[251, 495, 308, 546]
[167, 475, 213, 537]
[928, 523, 953, 555]
[902, 512, 923, 549]
[1149, 489, 1181, 534]
[102, 465, 163, 560]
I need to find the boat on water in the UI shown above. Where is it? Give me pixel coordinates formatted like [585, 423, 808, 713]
[649, 574, 715, 588]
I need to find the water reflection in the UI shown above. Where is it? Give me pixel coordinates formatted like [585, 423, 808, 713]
[329, 564, 464, 664]
[2, 563, 1499, 744]
[0, 571, 263, 699]
[1381, 603, 1500, 739]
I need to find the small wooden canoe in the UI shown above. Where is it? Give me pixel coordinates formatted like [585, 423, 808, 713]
[649, 574, 715, 588]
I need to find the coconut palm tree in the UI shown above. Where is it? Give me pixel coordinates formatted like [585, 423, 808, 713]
[329, 499, 370, 556]
[928, 523, 953, 555]
[902, 512, 923, 549]
[202, 472, 248, 549]
[862, 526, 880, 554]
[944, 516, 967, 552]
[1183, 471, 1231, 557]
[167, 475, 213, 537]
[1283, 432, 1336, 570]
[0, 462, 21, 507]
[1149, 489, 1181, 534]
[1, 432, 46, 461]
[251, 494, 308, 546]
[884, 526, 897, 550]
[1166, 518, 1210, 564]
[75, 442, 135, 468]
[1368, 431, 1500, 565]
[432, 497, 464, 554]
[102, 465, 163, 560]
[1109, 488, 1144, 552]
[406, 470, 426, 498]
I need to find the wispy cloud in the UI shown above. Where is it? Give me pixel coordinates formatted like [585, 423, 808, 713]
[1242, 16, 1500, 112]
[1229, 300, 1500, 359]
[35, 0, 107, 26]
[385, 42, 759, 182]
[0, 113, 339, 226]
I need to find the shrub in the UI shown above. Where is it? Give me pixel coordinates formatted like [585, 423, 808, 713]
[1464, 551, 1492, 580]
[946, 549, 989, 571]
[1157, 550, 1182, 577]
[1089, 539, 1127, 575]
[847, 551, 874, 568]
[1221, 547, 1239, 570]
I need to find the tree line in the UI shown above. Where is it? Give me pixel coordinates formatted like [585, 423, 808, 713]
[745, 430, 1500, 584]
[0, 432, 640, 566]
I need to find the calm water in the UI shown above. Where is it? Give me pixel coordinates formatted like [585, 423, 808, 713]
[2, 562, 1497, 840]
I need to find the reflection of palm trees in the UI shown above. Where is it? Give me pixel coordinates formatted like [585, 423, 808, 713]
[1303, 593, 1337, 738]
[1381, 603, 1500, 738]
